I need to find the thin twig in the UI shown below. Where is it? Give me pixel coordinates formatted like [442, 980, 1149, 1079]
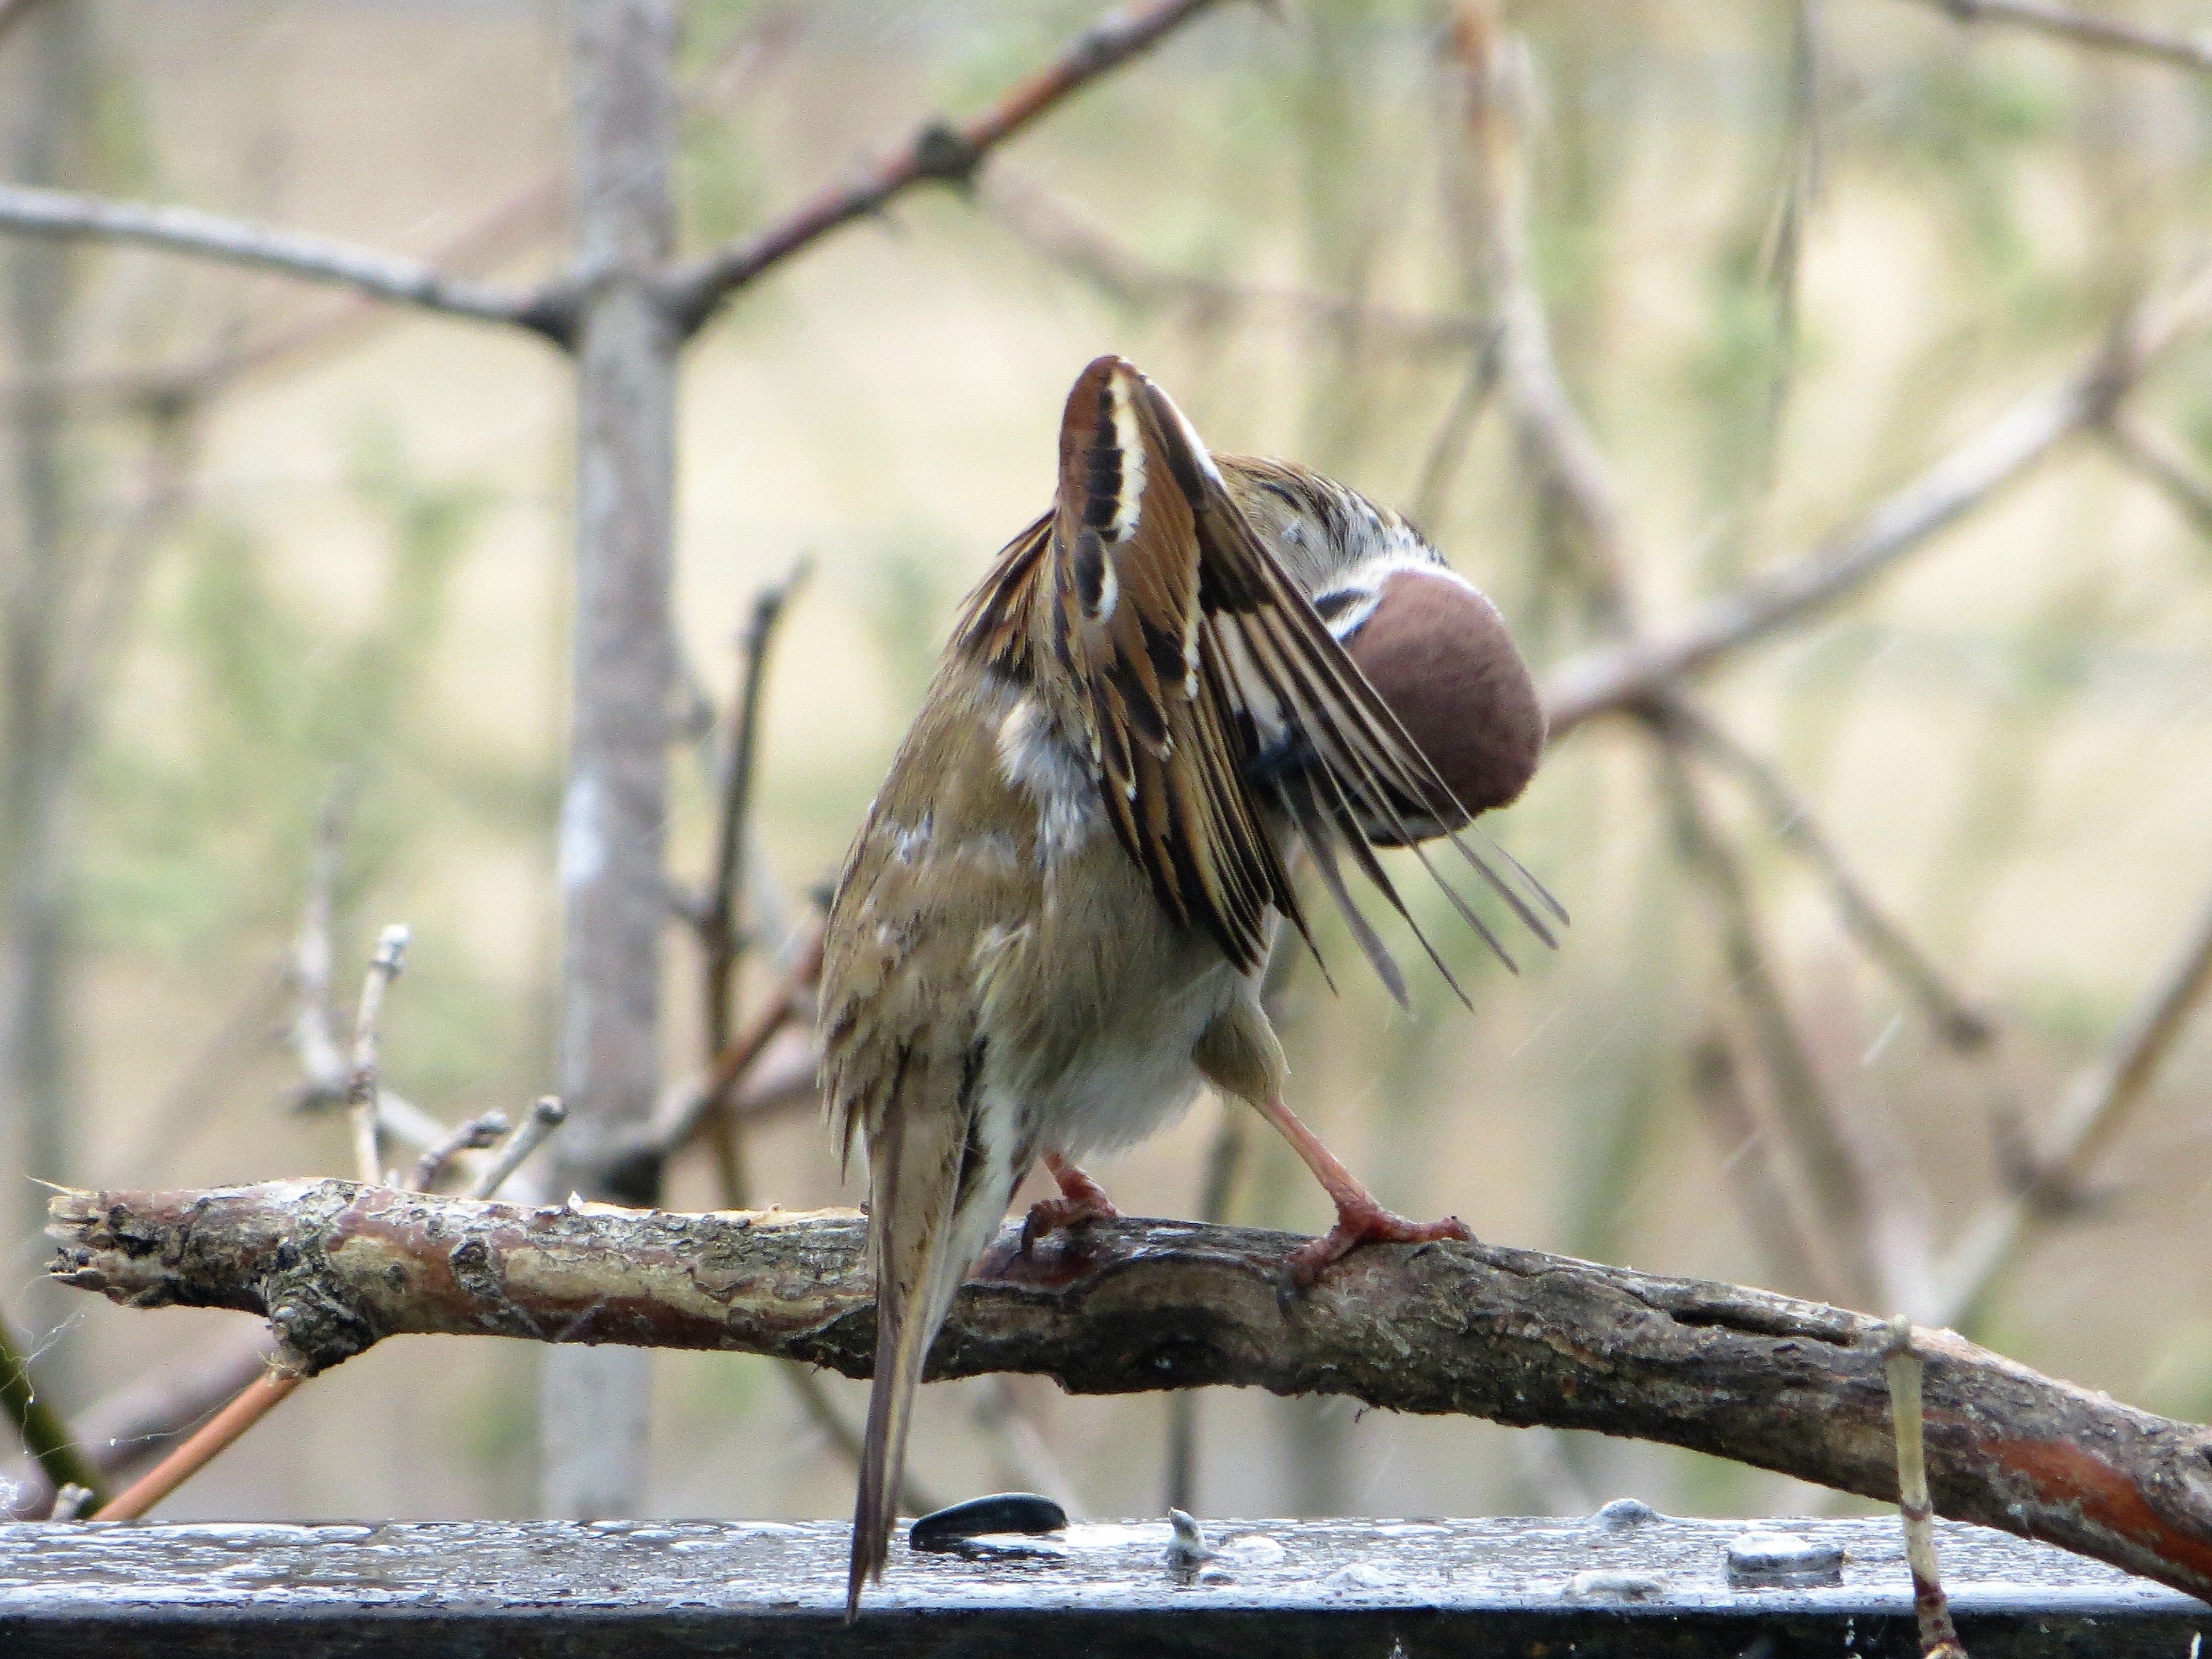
[702, 557, 812, 1207]
[93, 1369, 302, 1523]
[985, 171, 1492, 356]
[1671, 702, 1993, 1051]
[1885, 1318, 1966, 1658]
[1925, 873, 2212, 1325]
[345, 925, 413, 1188]
[1542, 267, 2212, 735]
[466, 1097, 569, 1202]
[0, 182, 562, 338]
[1899, 0, 2212, 77]
[0, 1307, 103, 1510]
[662, 0, 1244, 335]
[408, 1111, 512, 1195]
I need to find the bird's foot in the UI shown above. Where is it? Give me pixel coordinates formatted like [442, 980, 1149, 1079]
[1020, 1157, 1119, 1253]
[1286, 1197, 1472, 1288]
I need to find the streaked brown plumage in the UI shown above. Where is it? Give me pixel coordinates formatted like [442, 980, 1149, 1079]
[821, 356, 1558, 1616]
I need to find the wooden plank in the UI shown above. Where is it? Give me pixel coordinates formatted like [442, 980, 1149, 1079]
[0, 1511, 2203, 1656]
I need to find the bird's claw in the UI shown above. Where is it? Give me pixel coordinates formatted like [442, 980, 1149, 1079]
[1285, 1200, 1473, 1288]
[1019, 1191, 1119, 1254]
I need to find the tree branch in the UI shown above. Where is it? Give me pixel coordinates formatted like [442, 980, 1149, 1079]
[983, 171, 1491, 354]
[1668, 700, 1994, 1051]
[1541, 268, 2212, 735]
[46, 1180, 2212, 1601]
[1897, 0, 2212, 77]
[0, 182, 565, 341]
[661, 0, 1241, 336]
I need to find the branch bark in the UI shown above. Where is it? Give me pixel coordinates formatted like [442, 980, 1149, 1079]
[46, 1180, 2212, 1602]
[1541, 268, 2212, 735]
[661, 0, 1240, 336]
[0, 182, 563, 338]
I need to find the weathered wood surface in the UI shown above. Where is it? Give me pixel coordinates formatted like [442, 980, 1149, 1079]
[0, 1513, 2203, 1657]
[46, 1181, 2212, 1603]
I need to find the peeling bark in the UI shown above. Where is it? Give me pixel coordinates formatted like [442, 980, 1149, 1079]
[47, 1180, 2212, 1603]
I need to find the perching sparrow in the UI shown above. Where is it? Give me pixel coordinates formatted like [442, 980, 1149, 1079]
[822, 355, 1558, 1614]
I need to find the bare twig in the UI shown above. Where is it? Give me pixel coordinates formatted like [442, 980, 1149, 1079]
[1670, 702, 1993, 1051]
[0, 1307, 102, 1510]
[2100, 408, 2212, 542]
[1885, 1318, 1967, 1658]
[1898, 0, 2212, 77]
[49, 1181, 2212, 1601]
[1926, 874, 2212, 1324]
[701, 558, 812, 1206]
[466, 1097, 569, 1202]
[0, 182, 562, 338]
[985, 171, 1492, 356]
[662, 0, 1242, 335]
[1542, 268, 2212, 735]
[408, 1112, 512, 1195]
[345, 925, 413, 1188]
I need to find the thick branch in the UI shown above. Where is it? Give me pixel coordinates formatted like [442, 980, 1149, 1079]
[661, 0, 1237, 336]
[1898, 0, 2212, 77]
[48, 1181, 2212, 1602]
[0, 182, 563, 340]
[1542, 269, 2212, 734]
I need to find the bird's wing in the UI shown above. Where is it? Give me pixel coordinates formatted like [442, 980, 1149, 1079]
[1049, 355, 1519, 1000]
[818, 698, 1038, 1616]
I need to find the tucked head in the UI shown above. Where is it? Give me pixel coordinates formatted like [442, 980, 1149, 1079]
[1220, 457, 1545, 845]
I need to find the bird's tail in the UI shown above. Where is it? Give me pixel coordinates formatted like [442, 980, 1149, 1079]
[847, 1077, 1014, 1619]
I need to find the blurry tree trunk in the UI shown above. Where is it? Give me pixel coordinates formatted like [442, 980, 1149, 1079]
[0, 0, 91, 1395]
[539, 0, 678, 1520]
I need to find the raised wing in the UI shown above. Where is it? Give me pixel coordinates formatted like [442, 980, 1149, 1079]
[985, 354, 1554, 1003]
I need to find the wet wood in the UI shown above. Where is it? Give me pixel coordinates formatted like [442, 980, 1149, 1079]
[1, 1513, 2204, 1657]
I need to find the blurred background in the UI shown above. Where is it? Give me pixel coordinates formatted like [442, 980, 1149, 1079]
[3, 0, 2210, 1528]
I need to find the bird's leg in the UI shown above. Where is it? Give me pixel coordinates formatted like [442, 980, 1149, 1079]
[1251, 1093, 1472, 1286]
[1020, 1151, 1120, 1251]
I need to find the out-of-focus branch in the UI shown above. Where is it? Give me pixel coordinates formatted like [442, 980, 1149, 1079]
[48, 1180, 2212, 1602]
[345, 925, 411, 1187]
[1926, 873, 2212, 1326]
[1649, 726, 1882, 1305]
[662, 0, 1243, 335]
[0, 0, 49, 50]
[1451, 1, 1632, 627]
[1542, 268, 2212, 735]
[0, 183, 564, 339]
[2101, 408, 2212, 541]
[1669, 702, 1994, 1052]
[985, 171, 1492, 355]
[700, 560, 811, 1206]
[1685, 1032, 1844, 1302]
[1899, 0, 2212, 77]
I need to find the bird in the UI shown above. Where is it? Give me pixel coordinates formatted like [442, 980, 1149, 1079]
[820, 354, 1559, 1616]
